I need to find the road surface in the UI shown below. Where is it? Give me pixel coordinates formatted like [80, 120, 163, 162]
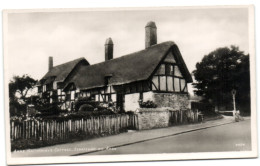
[12, 117, 251, 157]
[86, 119, 251, 155]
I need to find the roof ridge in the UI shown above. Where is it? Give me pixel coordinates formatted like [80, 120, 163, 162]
[83, 41, 175, 69]
[52, 57, 85, 68]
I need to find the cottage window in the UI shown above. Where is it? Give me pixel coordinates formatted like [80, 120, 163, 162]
[160, 76, 167, 91]
[167, 76, 173, 91]
[174, 78, 180, 92]
[156, 64, 165, 75]
[102, 94, 111, 102]
[165, 64, 174, 75]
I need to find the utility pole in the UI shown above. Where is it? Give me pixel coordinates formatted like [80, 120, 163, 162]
[231, 89, 236, 116]
[231, 89, 240, 122]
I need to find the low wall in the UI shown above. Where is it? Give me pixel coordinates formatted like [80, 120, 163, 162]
[136, 111, 170, 130]
[124, 92, 190, 112]
[136, 108, 198, 130]
[153, 93, 189, 110]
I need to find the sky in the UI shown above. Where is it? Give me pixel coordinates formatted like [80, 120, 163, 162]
[5, 7, 249, 94]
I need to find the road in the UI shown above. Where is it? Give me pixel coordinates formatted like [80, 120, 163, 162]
[86, 119, 251, 155]
[12, 116, 251, 157]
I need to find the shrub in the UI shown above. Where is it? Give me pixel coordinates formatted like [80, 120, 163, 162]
[9, 101, 27, 117]
[74, 97, 89, 111]
[139, 100, 157, 108]
[78, 104, 94, 112]
[74, 97, 100, 111]
[35, 103, 61, 117]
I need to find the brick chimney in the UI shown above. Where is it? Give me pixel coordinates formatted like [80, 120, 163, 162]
[145, 21, 157, 48]
[105, 38, 113, 61]
[48, 56, 53, 71]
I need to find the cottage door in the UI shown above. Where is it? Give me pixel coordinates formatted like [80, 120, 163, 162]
[117, 94, 125, 112]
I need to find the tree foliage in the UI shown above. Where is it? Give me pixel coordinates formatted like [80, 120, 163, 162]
[9, 75, 37, 116]
[9, 74, 37, 102]
[192, 46, 250, 113]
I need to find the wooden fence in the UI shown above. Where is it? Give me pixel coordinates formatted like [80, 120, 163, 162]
[10, 110, 200, 141]
[10, 114, 138, 141]
[169, 109, 199, 125]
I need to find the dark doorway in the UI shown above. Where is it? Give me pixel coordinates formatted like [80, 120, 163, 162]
[117, 94, 125, 112]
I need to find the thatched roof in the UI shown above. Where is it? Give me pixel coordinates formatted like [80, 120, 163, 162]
[38, 57, 89, 85]
[66, 41, 192, 90]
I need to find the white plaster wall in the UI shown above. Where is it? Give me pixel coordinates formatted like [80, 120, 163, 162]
[143, 91, 154, 101]
[53, 81, 57, 90]
[111, 94, 116, 102]
[95, 94, 99, 101]
[125, 93, 140, 112]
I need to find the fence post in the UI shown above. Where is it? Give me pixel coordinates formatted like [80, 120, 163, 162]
[62, 121, 65, 141]
[10, 122, 12, 140]
[28, 121, 31, 139]
[86, 118, 88, 134]
[14, 122, 17, 140]
[41, 121, 44, 141]
[99, 116, 102, 134]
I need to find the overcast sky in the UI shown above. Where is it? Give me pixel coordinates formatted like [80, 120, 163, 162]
[6, 7, 249, 93]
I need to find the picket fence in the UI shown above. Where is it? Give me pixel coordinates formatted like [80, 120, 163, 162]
[10, 114, 138, 141]
[10, 110, 200, 142]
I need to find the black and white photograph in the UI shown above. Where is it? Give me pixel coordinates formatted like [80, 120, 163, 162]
[2, 5, 257, 165]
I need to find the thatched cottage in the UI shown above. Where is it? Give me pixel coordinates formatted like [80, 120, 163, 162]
[37, 21, 192, 112]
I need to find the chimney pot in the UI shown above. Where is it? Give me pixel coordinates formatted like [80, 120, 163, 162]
[48, 56, 53, 71]
[145, 21, 157, 48]
[105, 38, 113, 61]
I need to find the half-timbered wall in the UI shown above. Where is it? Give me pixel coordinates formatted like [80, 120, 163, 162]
[151, 51, 188, 93]
[61, 51, 190, 112]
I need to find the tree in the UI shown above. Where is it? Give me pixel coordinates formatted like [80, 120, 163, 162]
[9, 75, 37, 116]
[192, 46, 250, 114]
